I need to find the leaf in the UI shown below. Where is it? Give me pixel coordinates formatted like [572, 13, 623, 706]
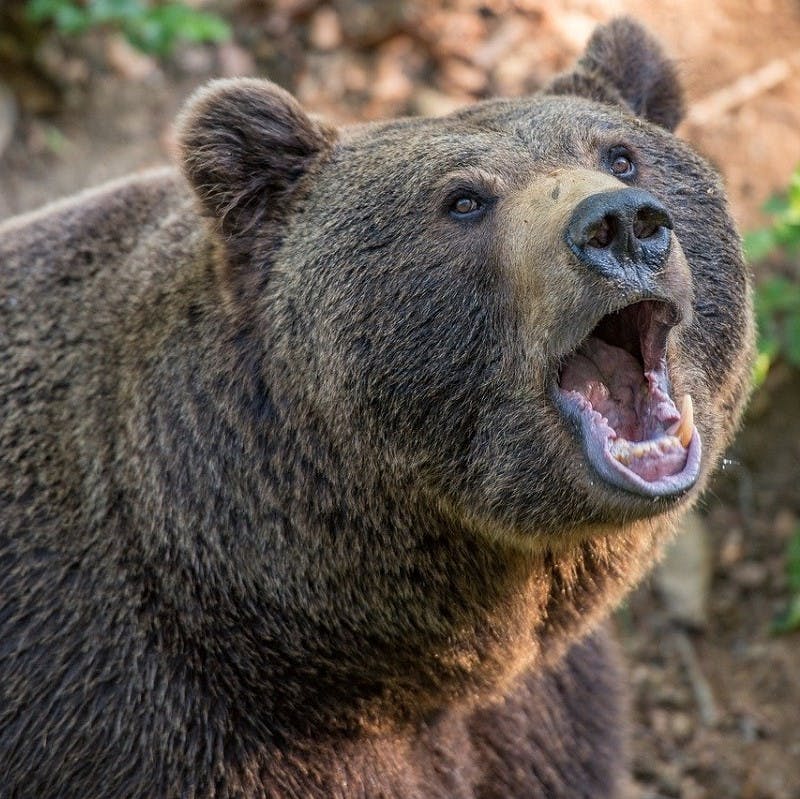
[53, 3, 90, 33]
[772, 594, 800, 635]
[25, 0, 62, 21]
[124, 4, 230, 55]
[773, 529, 800, 635]
[88, 0, 146, 25]
[756, 277, 800, 315]
[762, 193, 790, 216]
[752, 351, 773, 388]
[743, 228, 776, 263]
[26, 0, 91, 33]
[786, 312, 800, 367]
[786, 527, 800, 594]
[25, 0, 230, 56]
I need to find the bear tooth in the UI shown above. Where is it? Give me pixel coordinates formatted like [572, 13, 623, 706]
[611, 440, 631, 463]
[676, 394, 694, 447]
[666, 394, 694, 448]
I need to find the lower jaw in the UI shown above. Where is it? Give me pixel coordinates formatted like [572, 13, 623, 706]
[581, 421, 703, 498]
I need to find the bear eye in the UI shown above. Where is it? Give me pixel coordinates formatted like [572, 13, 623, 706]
[607, 148, 636, 179]
[452, 196, 481, 215]
[448, 194, 488, 221]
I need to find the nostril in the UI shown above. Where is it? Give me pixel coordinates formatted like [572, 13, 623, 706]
[632, 206, 672, 240]
[633, 214, 658, 240]
[586, 215, 617, 249]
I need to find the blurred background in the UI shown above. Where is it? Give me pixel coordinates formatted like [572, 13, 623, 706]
[1, 1, 799, 796]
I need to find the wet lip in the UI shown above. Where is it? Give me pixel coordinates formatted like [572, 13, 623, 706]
[554, 299, 701, 498]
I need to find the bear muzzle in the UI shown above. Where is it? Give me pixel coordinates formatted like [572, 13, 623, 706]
[501, 168, 700, 499]
[565, 188, 673, 287]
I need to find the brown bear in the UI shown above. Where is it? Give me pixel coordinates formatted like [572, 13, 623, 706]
[0, 17, 753, 799]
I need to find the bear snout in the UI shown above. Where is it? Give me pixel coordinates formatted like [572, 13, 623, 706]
[565, 188, 673, 285]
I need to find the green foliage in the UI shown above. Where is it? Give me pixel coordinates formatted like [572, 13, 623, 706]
[744, 169, 800, 262]
[744, 170, 800, 636]
[772, 526, 800, 634]
[744, 165, 800, 387]
[752, 276, 800, 385]
[25, 0, 230, 56]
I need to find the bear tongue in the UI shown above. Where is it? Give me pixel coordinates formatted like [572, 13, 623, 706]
[559, 337, 696, 485]
[559, 337, 645, 440]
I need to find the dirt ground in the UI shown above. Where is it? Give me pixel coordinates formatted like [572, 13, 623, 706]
[1, 1, 799, 797]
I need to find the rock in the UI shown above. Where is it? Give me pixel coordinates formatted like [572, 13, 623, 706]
[548, 10, 598, 52]
[332, 0, 407, 46]
[656, 511, 712, 629]
[423, 10, 487, 60]
[774, 508, 798, 540]
[412, 88, 470, 117]
[365, 35, 421, 112]
[731, 561, 768, 590]
[718, 526, 744, 567]
[670, 711, 695, 742]
[438, 57, 488, 95]
[309, 7, 343, 51]
[106, 35, 159, 80]
[680, 775, 707, 799]
[0, 82, 17, 160]
[217, 43, 256, 77]
[471, 16, 531, 71]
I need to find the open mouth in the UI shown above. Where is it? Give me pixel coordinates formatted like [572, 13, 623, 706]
[556, 300, 701, 498]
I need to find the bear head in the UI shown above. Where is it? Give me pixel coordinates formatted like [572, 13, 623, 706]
[177, 19, 752, 549]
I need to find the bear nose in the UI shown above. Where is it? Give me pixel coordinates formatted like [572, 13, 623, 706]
[565, 188, 673, 281]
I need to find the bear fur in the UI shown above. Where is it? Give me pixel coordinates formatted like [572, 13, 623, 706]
[0, 18, 753, 799]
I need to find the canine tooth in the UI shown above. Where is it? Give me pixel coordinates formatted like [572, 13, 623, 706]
[666, 394, 694, 447]
[677, 394, 694, 447]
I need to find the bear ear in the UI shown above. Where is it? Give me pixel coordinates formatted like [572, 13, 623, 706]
[175, 78, 336, 254]
[547, 17, 685, 132]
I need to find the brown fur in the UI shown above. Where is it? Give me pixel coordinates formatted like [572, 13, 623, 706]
[0, 18, 752, 799]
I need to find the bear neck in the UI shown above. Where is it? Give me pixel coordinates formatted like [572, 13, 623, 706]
[183, 487, 661, 745]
